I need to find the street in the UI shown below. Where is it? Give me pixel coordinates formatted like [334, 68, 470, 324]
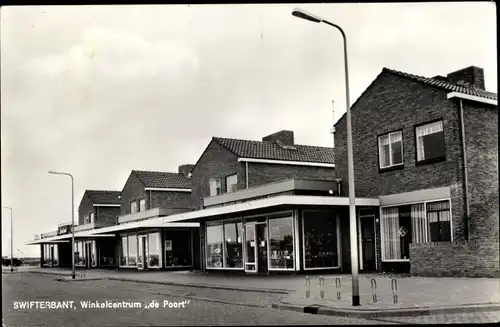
[2, 272, 499, 326]
[2, 273, 387, 326]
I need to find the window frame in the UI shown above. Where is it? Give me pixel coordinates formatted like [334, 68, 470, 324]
[377, 129, 404, 172]
[130, 201, 138, 214]
[414, 119, 446, 165]
[89, 212, 95, 224]
[139, 199, 146, 212]
[301, 210, 341, 271]
[225, 174, 238, 193]
[205, 218, 244, 270]
[380, 198, 453, 262]
[426, 201, 452, 242]
[209, 178, 222, 196]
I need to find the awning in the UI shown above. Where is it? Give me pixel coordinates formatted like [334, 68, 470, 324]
[26, 233, 116, 245]
[148, 195, 380, 225]
[91, 221, 200, 235]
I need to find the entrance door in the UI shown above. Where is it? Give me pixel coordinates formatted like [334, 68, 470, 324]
[360, 215, 376, 271]
[50, 246, 54, 268]
[85, 243, 92, 268]
[244, 225, 257, 272]
[137, 236, 148, 270]
[255, 223, 268, 274]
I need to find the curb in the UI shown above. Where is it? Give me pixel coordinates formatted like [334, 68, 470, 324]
[271, 302, 500, 318]
[14, 270, 290, 294]
[105, 277, 290, 295]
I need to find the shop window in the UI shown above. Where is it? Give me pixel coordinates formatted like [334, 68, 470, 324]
[91, 241, 97, 267]
[269, 216, 294, 269]
[164, 229, 192, 267]
[128, 235, 137, 266]
[206, 225, 223, 268]
[303, 211, 338, 269]
[120, 236, 128, 266]
[224, 221, 243, 268]
[148, 232, 161, 268]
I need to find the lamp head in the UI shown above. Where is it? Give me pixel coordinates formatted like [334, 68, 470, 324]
[292, 8, 323, 23]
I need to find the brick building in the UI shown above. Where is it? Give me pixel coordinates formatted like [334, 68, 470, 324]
[334, 66, 498, 277]
[28, 65, 498, 277]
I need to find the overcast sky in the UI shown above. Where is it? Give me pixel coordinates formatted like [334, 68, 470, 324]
[1, 3, 497, 257]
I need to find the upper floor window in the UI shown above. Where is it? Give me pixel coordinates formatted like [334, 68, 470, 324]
[226, 174, 238, 193]
[89, 213, 94, 223]
[130, 201, 138, 214]
[209, 178, 222, 196]
[84, 214, 90, 224]
[426, 200, 451, 242]
[416, 120, 445, 163]
[378, 131, 403, 169]
[139, 199, 146, 212]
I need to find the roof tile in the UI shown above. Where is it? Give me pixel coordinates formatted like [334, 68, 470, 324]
[213, 137, 335, 164]
[383, 68, 497, 101]
[86, 190, 121, 204]
[133, 170, 191, 189]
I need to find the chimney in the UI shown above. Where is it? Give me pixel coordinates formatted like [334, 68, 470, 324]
[446, 66, 485, 90]
[178, 164, 194, 177]
[262, 130, 294, 145]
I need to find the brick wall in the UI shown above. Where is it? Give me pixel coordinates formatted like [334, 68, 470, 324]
[96, 206, 120, 225]
[120, 173, 147, 215]
[247, 163, 335, 188]
[150, 190, 192, 209]
[410, 240, 500, 277]
[191, 140, 244, 210]
[334, 71, 466, 240]
[78, 193, 94, 225]
[462, 100, 499, 241]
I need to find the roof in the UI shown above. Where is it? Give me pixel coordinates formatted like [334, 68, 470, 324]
[383, 67, 497, 101]
[85, 190, 121, 204]
[132, 170, 191, 189]
[213, 137, 335, 164]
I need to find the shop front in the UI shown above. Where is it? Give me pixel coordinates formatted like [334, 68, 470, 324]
[200, 205, 379, 274]
[119, 228, 196, 271]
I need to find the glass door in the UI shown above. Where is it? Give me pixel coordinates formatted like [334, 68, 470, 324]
[256, 223, 268, 273]
[137, 235, 148, 270]
[244, 224, 257, 272]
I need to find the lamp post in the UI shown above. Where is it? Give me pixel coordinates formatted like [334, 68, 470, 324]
[292, 8, 360, 306]
[2, 206, 13, 272]
[48, 170, 75, 279]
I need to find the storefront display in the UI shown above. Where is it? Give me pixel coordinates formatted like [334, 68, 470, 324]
[224, 222, 243, 268]
[269, 216, 294, 270]
[164, 229, 192, 267]
[303, 210, 338, 269]
[206, 225, 223, 268]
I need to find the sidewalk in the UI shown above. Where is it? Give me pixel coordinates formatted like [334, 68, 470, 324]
[14, 267, 500, 317]
[274, 275, 500, 317]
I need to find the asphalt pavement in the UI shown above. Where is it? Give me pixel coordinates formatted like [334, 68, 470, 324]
[2, 273, 388, 326]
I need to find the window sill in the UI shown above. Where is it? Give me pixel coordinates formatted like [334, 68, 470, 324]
[379, 164, 405, 173]
[416, 156, 446, 166]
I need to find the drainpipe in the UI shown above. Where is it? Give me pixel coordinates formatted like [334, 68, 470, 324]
[335, 178, 342, 197]
[245, 162, 249, 189]
[458, 99, 470, 241]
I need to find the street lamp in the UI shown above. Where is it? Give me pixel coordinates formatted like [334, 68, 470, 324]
[292, 7, 360, 306]
[48, 170, 75, 279]
[2, 206, 13, 272]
